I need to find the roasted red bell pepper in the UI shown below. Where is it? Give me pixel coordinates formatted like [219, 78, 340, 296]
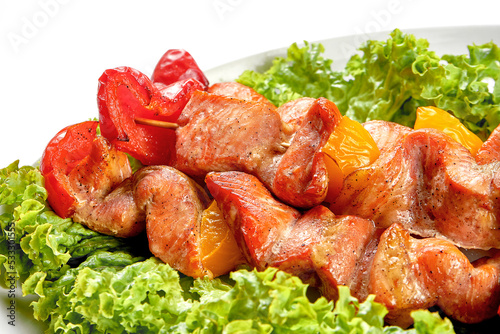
[39, 121, 99, 218]
[154, 77, 205, 120]
[98, 66, 204, 166]
[151, 49, 209, 89]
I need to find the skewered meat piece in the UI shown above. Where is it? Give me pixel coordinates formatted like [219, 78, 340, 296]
[205, 170, 303, 270]
[70, 136, 146, 237]
[134, 165, 213, 278]
[205, 170, 500, 327]
[370, 223, 500, 327]
[331, 120, 500, 250]
[174, 89, 341, 208]
[67, 136, 231, 277]
[174, 90, 289, 186]
[272, 97, 339, 207]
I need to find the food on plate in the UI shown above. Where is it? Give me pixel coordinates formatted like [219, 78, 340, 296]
[2, 29, 500, 333]
[98, 66, 205, 166]
[47, 70, 500, 322]
[38, 120, 102, 218]
[414, 106, 484, 156]
[206, 171, 500, 328]
[151, 48, 209, 90]
[330, 119, 500, 250]
[238, 29, 500, 141]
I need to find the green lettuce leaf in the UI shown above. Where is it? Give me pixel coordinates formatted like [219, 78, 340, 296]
[238, 29, 500, 140]
[24, 255, 191, 334]
[237, 41, 345, 108]
[0, 161, 135, 286]
[183, 267, 333, 333]
[183, 268, 454, 334]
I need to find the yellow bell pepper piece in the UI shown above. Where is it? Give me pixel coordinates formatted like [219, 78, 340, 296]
[323, 116, 380, 177]
[200, 200, 245, 277]
[414, 106, 483, 156]
[322, 116, 380, 202]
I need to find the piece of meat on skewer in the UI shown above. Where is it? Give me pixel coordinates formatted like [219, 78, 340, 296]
[174, 89, 341, 208]
[272, 97, 339, 207]
[205, 170, 500, 327]
[369, 223, 500, 327]
[69, 135, 146, 238]
[174, 90, 289, 186]
[68, 139, 242, 278]
[134, 165, 214, 278]
[331, 120, 500, 250]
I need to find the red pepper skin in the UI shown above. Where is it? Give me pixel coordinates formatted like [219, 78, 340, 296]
[40, 121, 99, 218]
[154, 77, 206, 121]
[98, 66, 203, 166]
[151, 49, 209, 89]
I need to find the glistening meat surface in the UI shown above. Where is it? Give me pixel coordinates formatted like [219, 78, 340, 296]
[331, 120, 500, 250]
[174, 90, 289, 187]
[205, 171, 500, 327]
[134, 166, 213, 278]
[370, 224, 500, 327]
[174, 89, 341, 208]
[69, 145, 227, 278]
[69, 136, 146, 238]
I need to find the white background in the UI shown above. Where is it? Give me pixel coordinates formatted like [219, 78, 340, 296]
[0, 0, 499, 332]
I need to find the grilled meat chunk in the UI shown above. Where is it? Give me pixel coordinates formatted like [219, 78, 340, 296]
[175, 90, 341, 208]
[273, 97, 341, 207]
[70, 136, 145, 237]
[71, 153, 218, 277]
[175, 90, 289, 187]
[332, 120, 500, 250]
[134, 166, 213, 278]
[370, 223, 500, 327]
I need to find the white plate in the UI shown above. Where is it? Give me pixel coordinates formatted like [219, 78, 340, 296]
[2, 25, 500, 333]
